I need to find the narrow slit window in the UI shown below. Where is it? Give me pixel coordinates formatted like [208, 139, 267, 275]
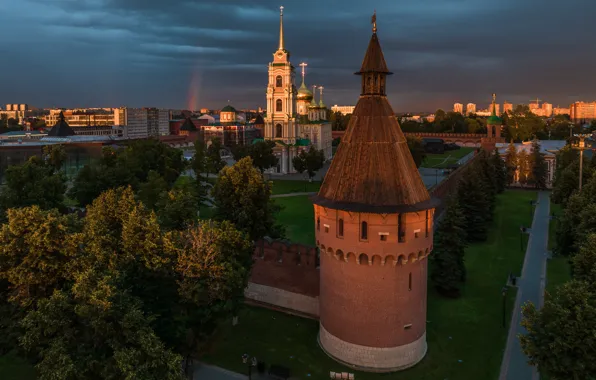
[317, 217, 320, 231]
[398, 214, 406, 243]
[361, 221, 368, 240]
[338, 218, 344, 237]
[408, 272, 412, 291]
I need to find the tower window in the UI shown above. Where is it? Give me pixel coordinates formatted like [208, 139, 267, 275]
[275, 124, 282, 138]
[398, 214, 406, 243]
[338, 218, 344, 237]
[276, 99, 283, 112]
[317, 217, 320, 231]
[361, 221, 368, 240]
[276, 75, 282, 87]
[408, 272, 412, 291]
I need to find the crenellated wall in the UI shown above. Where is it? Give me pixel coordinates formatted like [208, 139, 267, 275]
[246, 240, 320, 317]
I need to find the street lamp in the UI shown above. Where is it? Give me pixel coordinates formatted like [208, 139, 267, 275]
[242, 354, 257, 380]
[501, 286, 508, 328]
[572, 134, 591, 191]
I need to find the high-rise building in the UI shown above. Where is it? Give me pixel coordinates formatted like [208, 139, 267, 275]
[541, 102, 553, 117]
[466, 103, 477, 114]
[553, 106, 570, 116]
[453, 103, 463, 114]
[114, 107, 169, 139]
[503, 102, 513, 114]
[489, 103, 500, 115]
[45, 109, 114, 127]
[570, 101, 596, 122]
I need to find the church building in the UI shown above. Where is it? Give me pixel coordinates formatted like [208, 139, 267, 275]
[263, 7, 333, 174]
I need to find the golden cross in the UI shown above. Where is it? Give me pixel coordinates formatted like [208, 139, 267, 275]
[372, 10, 377, 33]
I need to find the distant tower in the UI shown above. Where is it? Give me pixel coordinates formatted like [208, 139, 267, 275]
[297, 62, 314, 116]
[312, 13, 437, 372]
[264, 6, 298, 173]
[482, 93, 503, 151]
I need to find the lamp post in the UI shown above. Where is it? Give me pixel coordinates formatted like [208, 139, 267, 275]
[572, 134, 591, 191]
[501, 286, 508, 328]
[242, 354, 257, 380]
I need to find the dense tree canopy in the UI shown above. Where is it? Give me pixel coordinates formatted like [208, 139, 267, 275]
[292, 146, 325, 180]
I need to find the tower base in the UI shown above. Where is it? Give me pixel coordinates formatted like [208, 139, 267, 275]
[318, 324, 427, 373]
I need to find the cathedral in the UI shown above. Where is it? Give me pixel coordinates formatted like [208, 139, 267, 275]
[263, 7, 333, 174]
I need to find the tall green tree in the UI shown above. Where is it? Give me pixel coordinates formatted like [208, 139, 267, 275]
[137, 171, 169, 210]
[518, 149, 530, 186]
[20, 270, 184, 380]
[491, 148, 507, 193]
[190, 139, 209, 204]
[233, 140, 278, 174]
[156, 189, 199, 231]
[504, 141, 518, 185]
[206, 138, 226, 176]
[572, 234, 596, 286]
[529, 140, 548, 189]
[520, 280, 596, 380]
[0, 207, 80, 306]
[213, 157, 283, 241]
[0, 156, 67, 217]
[430, 197, 467, 297]
[43, 145, 67, 173]
[457, 166, 491, 242]
[292, 146, 325, 180]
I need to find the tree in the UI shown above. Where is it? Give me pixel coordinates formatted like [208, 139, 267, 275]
[528, 140, 548, 189]
[406, 136, 426, 168]
[120, 139, 185, 186]
[517, 149, 530, 186]
[504, 141, 518, 185]
[0, 156, 67, 217]
[206, 138, 226, 176]
[137, 171, 169, 210]
[20, 270, 184, 380]
[434, 109, 446, 124]
[491, 148, 507, 193]
[0, 207, 80, 306]
[156, 189, 199, 231]
[292, 146, 325, 181]
[520, 281, 596, 380]
[572, 234, 596, 286]
[43, 145, 67, 173]
[190, 139, 209, 204]
[233, 140, 279, 174]
[457, 167, 491, 242]
[0, 115, 7, 130]
[213, 157, 283, 241]
[430, 197, 467, 297]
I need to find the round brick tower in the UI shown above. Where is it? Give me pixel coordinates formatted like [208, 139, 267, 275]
[312, 17, 438, 372]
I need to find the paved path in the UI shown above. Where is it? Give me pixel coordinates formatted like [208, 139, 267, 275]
[271, 192, 317, 198]
[499, 191, 550, 380]
[194, 362, 246, 380]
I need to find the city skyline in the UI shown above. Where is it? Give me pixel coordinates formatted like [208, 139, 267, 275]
[1, 0, 595, 111]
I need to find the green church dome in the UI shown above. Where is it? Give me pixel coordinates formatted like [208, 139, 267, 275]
[487, 115, 503, 125]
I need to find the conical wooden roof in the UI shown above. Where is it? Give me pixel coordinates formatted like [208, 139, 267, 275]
[48, 111, 75, 137]
[313, 30, 434, 214]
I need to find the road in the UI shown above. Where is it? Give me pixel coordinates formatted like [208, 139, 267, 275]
[499, 191, 550, 380]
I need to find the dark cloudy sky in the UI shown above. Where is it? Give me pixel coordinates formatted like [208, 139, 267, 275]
[1, 0, 594, 112]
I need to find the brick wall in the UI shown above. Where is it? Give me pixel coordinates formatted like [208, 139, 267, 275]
[246, 240, 320, 317]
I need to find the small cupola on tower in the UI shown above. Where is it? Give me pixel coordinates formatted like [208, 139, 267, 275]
[220, 104, 237, 124]
[357, 12, 392, 96]
[297, 62, 314, 116]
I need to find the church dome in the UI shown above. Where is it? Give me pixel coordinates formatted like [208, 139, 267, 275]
[487, 115, 503, 125]
[297, 82, 313, 101]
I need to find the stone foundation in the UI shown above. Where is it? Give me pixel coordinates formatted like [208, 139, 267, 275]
[318, 324, 427, 372]
[244, 282, 319, 317]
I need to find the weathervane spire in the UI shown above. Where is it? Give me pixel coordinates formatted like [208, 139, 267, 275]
[491, 93, 497, 115]
[372, 10, 377, 33]
[278, 6, 285, 51]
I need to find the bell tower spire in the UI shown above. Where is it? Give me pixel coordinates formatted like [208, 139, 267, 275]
[278, 6, 285, 51]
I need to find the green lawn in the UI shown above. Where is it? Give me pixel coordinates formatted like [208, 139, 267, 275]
[422, 147, 475, 168]
[274, 196, 315, 245]
[546, 202, 571, 293]
[270, 180, 321, 195]
[203, 190, 535, 380]
[0, 353, 36, 380]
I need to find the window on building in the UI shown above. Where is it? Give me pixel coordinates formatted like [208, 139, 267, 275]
[398, 214, 406, 243]
[408, 272, 412, 291]
[324, 225, 329, 233]
[361, 221, 368, 240]
[338, 218, 344, 237]
[380, 234, 387, 242]
[276, 76, 282, 87]
[275, 124, 282, 138]
[317, 217, 320, 231]
[276, 99, 283, 112]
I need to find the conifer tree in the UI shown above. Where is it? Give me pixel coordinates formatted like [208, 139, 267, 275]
[529, 140, 548, 189]
[518, 149, 530, 186]
[492, 148, 507, 193]
[457, 167, 491, 242]
[504, 141, 518, 185]
[431, 197, 467, 297]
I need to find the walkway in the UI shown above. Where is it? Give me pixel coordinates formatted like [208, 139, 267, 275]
[499, 191, 550, 380]
[194, 363, 246, 380]
[271, 192, 316, 198]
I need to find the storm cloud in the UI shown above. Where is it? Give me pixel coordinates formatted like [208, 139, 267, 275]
[1, 0, 594, 112]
